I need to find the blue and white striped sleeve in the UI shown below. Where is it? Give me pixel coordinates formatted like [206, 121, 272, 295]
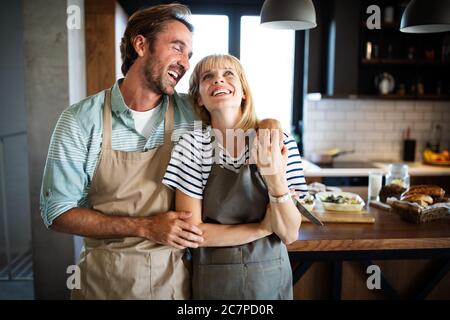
[284, 134, 308, 199]
[163, 131, 204, 199]
[40, 108, 89, 228]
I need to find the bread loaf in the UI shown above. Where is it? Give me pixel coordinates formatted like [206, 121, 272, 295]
[400, 194, 434, 207]
[402, 185, 445, 199]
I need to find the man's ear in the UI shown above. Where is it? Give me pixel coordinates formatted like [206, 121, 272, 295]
[132, 35, 147, 57]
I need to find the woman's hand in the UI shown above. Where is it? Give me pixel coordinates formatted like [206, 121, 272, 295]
[254, 128, 289, 196]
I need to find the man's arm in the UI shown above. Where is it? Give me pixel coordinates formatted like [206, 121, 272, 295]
[41, 108, 203, 249]
[51, 207, 204, 249]
[175, 190, 272, 247]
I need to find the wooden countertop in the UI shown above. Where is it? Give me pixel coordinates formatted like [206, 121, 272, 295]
[288, 205, 450, 252]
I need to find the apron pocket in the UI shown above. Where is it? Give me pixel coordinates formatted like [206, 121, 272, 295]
[244, 258, 284, 300]
[81, 249, 151, 300]
[150, 249, 190, 300]
[194, 263, 245, 300]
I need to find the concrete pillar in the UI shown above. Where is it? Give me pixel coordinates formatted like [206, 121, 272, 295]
[23, 0, 86, 299]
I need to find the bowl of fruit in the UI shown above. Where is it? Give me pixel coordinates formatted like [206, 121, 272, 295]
[423, 148, 450, 166]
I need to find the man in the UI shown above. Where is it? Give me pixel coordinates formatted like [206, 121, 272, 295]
[40, 4, 203, 299]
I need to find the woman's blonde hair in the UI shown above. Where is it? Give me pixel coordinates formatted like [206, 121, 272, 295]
[188, 54, 258, 131]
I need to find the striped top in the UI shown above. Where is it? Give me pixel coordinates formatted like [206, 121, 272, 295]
[163, 127, 308, 199]
[40, 80, 197, 228]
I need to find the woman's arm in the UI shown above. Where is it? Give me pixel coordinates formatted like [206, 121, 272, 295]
[176, 190, 272, 247]
[256, 127, 302, 245]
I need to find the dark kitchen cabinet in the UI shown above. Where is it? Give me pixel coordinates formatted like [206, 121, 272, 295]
[358, 0, 450, 99]
[307, 0, 450, 100]
[308, 0, 360, 96]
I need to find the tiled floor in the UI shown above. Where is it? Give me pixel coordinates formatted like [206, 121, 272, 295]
[0, 281, 34, 300]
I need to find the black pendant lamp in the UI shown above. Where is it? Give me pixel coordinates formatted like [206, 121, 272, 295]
[260, 0, 317, 30]
[400, 0, 450, 33]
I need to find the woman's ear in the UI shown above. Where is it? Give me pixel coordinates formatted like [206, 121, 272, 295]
[132, 35, 147, 57]
[197, 96, 203, 107]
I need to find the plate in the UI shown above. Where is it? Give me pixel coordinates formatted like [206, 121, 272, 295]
[424, 159, 450, 166]
[297, 194, 315, 211]
[374, 72, 395, 95]
[316, 191, 365, 212]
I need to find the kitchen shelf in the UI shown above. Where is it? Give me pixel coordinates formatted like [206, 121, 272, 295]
[357, 0, 450, 99]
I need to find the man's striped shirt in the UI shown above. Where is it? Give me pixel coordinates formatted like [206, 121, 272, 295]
[40, 79, 196, 228]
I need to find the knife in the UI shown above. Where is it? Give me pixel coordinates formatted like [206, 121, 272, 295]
[293, 197, 324, 226]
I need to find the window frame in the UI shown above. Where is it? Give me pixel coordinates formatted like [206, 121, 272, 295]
[135, 1, 306, 151]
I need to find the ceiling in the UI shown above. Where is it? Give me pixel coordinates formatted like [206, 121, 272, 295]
[117, 0, 265, 16]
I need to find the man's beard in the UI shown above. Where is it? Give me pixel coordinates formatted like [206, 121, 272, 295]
[143, 57, 175, 96]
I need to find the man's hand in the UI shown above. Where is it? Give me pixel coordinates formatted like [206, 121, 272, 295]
[137, 211, 204, 249]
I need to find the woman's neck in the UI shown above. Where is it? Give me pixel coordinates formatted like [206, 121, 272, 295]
[210, 108, 243, 157]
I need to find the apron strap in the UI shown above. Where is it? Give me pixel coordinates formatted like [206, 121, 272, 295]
[102, 88, 113, 150]
[102, 89, 174, 148]
[164, 98, 174, 144]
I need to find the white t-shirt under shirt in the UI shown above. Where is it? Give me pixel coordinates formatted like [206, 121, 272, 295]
[162, 126, 309, 199]
[129, 103, 161, 139]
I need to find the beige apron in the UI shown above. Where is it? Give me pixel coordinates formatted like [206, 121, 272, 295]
[71, 89, 190, 300]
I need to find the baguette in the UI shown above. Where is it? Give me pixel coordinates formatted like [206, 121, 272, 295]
[401, 185, 445, 199]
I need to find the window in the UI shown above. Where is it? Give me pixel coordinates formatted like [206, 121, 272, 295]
[175, 15, 229, 93]
[240, 16, 296, 133]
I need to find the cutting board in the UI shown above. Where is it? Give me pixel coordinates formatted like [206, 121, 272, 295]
[369, 200, 391, 211]
[303, 207, 375, 224]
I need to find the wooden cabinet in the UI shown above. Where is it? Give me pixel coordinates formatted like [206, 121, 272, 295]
[289, 205, 450, 300]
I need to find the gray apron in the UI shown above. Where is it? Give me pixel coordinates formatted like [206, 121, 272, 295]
[192, 163, 293, 300]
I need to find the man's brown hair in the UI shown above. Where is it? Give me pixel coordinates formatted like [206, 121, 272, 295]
[120, 3, 193, 76]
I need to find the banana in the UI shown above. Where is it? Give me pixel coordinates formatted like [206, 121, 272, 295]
[423, 148, 450, 162]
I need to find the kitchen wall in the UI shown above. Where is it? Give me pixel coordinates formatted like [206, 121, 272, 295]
[23, 0, 80, 299]
[0, 0, 31, 270]
[303, 98, 450, 162]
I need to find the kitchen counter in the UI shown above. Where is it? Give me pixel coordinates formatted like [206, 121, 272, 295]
[289, 205, 450, 252]
[288, 201, 450, 299]
[303, 159, 450, 177]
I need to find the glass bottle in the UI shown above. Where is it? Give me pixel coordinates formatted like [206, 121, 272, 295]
[385, 163, 410, 189]
[428, 124, 442, 153]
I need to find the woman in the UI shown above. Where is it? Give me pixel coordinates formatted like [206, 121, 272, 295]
[163, 54, 308, 299]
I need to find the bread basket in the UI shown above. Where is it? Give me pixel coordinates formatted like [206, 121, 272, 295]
[390, 200, 450, 224]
